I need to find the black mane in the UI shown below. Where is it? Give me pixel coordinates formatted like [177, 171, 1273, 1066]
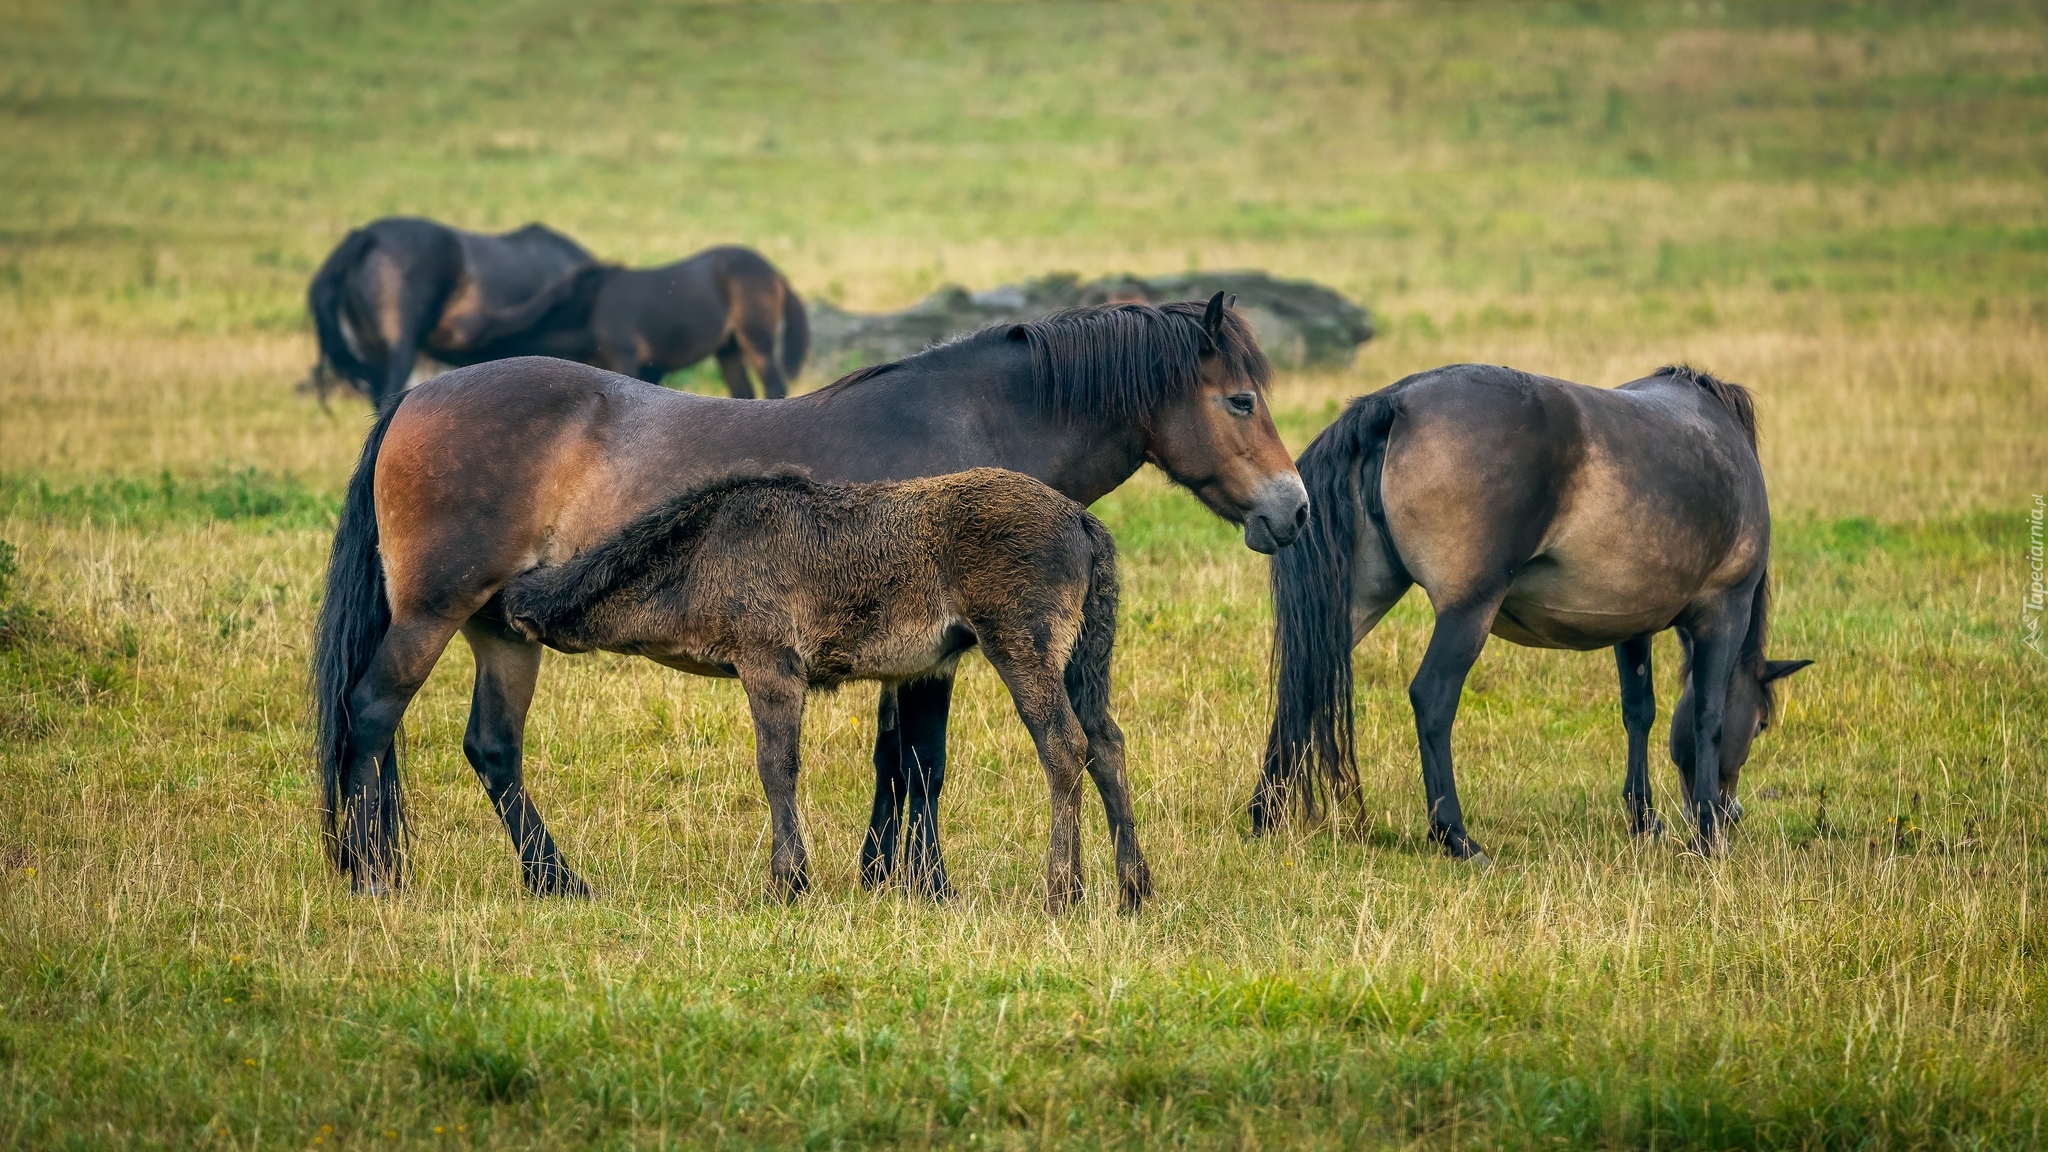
[1655, 363, 1756, 448]
[817, 300, 1271, 421]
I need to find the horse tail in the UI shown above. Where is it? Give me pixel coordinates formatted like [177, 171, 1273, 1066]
[778, 278, 810, 381]
[307, 228, 380, 396]
[1065, 513, 1121, 727]
[1258, 392, 1397, 828]
[312, 395, 406, 872]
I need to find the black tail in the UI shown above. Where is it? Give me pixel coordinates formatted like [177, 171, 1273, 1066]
[307, 228, 380, 398]
[779, 281, 811, 381]
[312, 396, 406, 872]
[1064, 514, 1121, 726]
[1256, 392, 1399, 829]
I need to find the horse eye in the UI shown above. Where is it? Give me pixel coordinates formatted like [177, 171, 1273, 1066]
[1225, 392, 1256, 416]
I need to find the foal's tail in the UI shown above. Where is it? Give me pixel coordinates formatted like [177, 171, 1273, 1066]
[778, 279, 810, 381]
[307, 228, 380, 397]
[312, 396, 406, 873]
[1256, 392, 1398, 831]
[1064, 515, 1121, 726]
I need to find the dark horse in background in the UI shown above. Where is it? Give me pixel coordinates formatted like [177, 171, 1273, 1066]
[501, 469, 1148, 912]
[314, 295, 1307, 896]
[461, 245, 810, 398]
[1256, 364, 1810, 859]
[304, 216, 595, 406]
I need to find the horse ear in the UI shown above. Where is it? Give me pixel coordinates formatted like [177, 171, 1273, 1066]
[1225, 293, 1238, 310]
[1763, 658, 1813, 682]
[1203, 291, 1227, 343]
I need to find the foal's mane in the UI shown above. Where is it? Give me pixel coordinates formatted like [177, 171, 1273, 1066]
[503, 471, 821, 627]
[817, 300, 1272, 421]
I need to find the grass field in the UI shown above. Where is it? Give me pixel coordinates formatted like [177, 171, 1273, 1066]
[3, 2, 2046, 1147]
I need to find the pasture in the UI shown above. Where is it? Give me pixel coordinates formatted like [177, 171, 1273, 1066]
[2, 2, 2045, 1147]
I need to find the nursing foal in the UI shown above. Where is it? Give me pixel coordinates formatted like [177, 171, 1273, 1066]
[499, 468, 1150, 913]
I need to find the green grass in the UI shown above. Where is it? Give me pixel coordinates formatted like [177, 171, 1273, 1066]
[3, 2, 2047, 1148]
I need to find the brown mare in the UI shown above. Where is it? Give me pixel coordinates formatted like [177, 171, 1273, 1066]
[314, 296, 1306, 896]
[305, 217, 595, 406]
[462, 245, 809, 397]
[1257, 364, 1810, 859]
[499, 468, 1149, 912]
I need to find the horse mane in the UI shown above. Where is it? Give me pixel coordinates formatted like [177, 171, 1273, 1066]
[1654, 363, 1756, 448]
[815, 300, 1271, 421]
[502, 470, 819, 631]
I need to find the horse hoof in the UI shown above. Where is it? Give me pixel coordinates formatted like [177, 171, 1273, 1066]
[351, 876, 397, 898]
[1464, 852, 1494, 870]
[526, 866, 591, 898]
[1632, 815, 1667, 840]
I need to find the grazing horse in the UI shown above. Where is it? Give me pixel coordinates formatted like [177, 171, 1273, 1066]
[1255, 364, 1810, 859]
[305, 217, 595, 406]
[499, 468, 1149, 912]
[464, 245, 809, 397]
[313, 295, 1306, 897]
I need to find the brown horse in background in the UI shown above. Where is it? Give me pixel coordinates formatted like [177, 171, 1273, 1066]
[313, 296, 1305, 898]
[304, 217, 595, 406]
[500, 468, 1148, 912]
[466, 245, 809, 397]
[1257, 364, 1810, 859]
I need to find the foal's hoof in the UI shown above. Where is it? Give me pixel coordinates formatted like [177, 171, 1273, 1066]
[769, 870, 811, 904]
[1631, 814, 1667, 840]
[350, 875, 398, 898]
[526, 864, 591, 899]
[1117, 861, 1155, 915]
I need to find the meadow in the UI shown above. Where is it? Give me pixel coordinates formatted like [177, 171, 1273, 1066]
[2, 2, 2046, 1147]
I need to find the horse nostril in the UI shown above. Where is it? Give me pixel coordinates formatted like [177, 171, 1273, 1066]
[1293, 504, 1309, 530]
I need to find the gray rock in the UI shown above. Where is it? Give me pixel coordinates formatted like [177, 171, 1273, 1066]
[805, 270, 1372, 378]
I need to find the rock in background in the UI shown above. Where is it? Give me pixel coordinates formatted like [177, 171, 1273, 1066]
[805, 271, 1372, 377]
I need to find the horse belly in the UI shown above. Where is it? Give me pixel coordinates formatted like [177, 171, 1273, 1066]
[834, 616, 971, 682]
[1496, 554, 1687, 650]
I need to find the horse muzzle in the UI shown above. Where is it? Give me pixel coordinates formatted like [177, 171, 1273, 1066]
[1242, 475, 1310, 554]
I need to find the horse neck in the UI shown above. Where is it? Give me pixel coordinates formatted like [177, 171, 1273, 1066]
[803, 350, 1151, 504]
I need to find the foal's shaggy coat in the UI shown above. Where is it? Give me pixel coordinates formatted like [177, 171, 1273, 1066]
[499, 468, 1151, 912]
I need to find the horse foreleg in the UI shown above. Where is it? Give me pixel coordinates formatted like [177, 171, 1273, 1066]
[739, 655, 810, 901]
[1615, 633, 1663, 839]
[461, 621, 586, 897]
[1679, 593, 1754, 856]
[735, 310, 787, 399]
[897, 675, 956, 901]
[859, 686, 906, 889]
[1409, 595, 1502, 863]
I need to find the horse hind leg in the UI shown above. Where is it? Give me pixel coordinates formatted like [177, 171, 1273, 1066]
[1068, 669, 1151, 914]
[984, 642, 1089, 913]
[1614, 633, 1663, 839]
[1408, 591, 1505, 863]
[338, 612, 462, 894]
[734, 303, 788, 399]
[714, 339, 756, 400]
[461, 620, 587, 897]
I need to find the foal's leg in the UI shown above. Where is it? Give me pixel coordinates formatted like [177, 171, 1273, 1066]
[1614, 633, 1663, 839]
[897, 675, 957, 901]
[714, 340, 756, 399]
[1408, 593, 1506, 862]
[984, 648, 1090, 913]
[1679, 594, 1754, 856]
[338, 612, 462, 893]
[460, 621, 587, 896]
[738, 655, 810, 900]
[1070, 685, 1152, 913]
[859, 686, 906, 888]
